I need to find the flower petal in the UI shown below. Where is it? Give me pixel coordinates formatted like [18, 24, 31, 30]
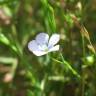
[48, 34, 60, 47]
[28, 40, 47, 56]
[36, 33, 49, 45]
[49, 45, 59, 52]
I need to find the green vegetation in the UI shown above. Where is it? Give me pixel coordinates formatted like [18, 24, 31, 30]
[0, 0, 96, 96]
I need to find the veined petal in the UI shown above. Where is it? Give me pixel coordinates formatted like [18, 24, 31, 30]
[48, 45, 59, 52]
[28, 40, 47, 56]
[36, 33, 49, 45]
[48, 34, 60, 47]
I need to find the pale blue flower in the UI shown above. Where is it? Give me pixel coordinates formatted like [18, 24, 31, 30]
[28, 33, 60, 56]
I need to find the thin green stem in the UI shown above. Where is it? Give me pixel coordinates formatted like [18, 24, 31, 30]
[58, 53, 80, 79]
[81, 33, 86, 96]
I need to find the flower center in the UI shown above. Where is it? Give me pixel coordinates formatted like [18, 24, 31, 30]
[39, 44, 48, 52]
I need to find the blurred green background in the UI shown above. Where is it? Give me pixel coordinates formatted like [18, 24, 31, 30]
[0, 0, 96, 96]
